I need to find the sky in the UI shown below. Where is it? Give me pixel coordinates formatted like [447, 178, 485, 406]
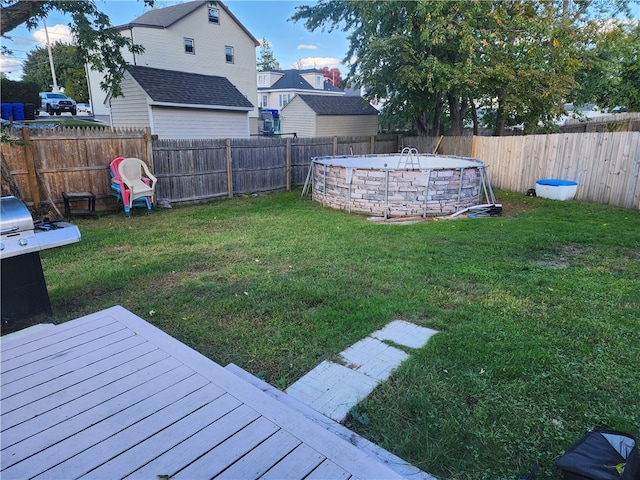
[1, 0, 639, 82]
[0, 0, 351, 81]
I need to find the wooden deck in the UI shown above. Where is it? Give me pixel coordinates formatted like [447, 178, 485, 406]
[1, 306, 404, 479]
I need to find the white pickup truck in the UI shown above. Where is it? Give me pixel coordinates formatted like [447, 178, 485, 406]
[39, 92, 77, 116]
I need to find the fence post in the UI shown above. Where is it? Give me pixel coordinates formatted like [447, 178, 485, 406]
[286, 137, 291, 191]
[370, 135, 375, 154]
[144, 127, 153, 170]
[332, 137, 338, 156]
[471, 135, 477, 157]
[21, 128, 41, 207]
[225, 138, 233, 198]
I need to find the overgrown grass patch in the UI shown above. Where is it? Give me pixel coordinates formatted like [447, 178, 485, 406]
[39, 190, 640, 479]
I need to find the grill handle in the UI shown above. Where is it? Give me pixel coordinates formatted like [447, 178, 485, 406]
[1, 226, 20, 235]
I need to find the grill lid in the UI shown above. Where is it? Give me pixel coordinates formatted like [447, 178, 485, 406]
[1, 196, 34, 234]
[1, 196, 81, 259]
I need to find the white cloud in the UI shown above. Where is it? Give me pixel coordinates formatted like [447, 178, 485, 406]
[292, 57, 342, 70]
[297, 44, 318, 50]
[0, 57, 22, 74]
[33, 24, 74, 46]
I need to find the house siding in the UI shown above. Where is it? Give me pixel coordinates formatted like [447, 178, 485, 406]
[109, 75, 151, 128]
[316, 115, 379, 137]
[151, 107, 249, 139]
[280, 97, 316, 137]
[280, 95, 378, 138]
[128, 4, 257, 119]
[88, 2, 258, 123]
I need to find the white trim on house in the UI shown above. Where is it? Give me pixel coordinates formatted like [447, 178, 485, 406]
[148, 101, 253, 112]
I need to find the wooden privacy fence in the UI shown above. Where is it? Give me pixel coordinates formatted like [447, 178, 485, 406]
[1, 126, 150, 211]
[472, 131, 640, 210]
[151, 135, 400, 205]
[2, 128, 638, 211]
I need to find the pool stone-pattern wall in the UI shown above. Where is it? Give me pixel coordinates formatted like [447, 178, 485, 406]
[313, 165, 483, 217]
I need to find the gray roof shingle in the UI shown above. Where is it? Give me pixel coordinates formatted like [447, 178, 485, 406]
[128, 66, 254, 110]
[118, 0, 259, 46]
[294, 95, 378, 116]
[258, 69, 343, 93]
[123, 1, 203, 28]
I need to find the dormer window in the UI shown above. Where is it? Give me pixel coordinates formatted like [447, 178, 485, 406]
[208, 7, 219, 24]
[184, 38, 195, 54]
[258, 74, 268, 87]
[315, 75, 322, 88]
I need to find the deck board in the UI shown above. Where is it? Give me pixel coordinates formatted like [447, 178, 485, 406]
[1, 306, 404, 479]
[260, 443, 326, 479]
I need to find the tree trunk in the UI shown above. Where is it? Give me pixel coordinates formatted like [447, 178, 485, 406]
[448, 95, 467, 136]
[415, 94, 443, 137]
[1, 150, 22, 198]
[493, 91, 507, 136]
[470, 98, 479, 136]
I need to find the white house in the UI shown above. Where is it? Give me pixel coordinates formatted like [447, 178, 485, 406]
[280, 94, 379, 138]
[87, 0, 260, 137]
[107, 66, 254, 139]
[257, 69, 344, 113]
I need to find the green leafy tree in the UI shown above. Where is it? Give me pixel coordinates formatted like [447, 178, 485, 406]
[22, 42, 89, 102]
[257, 37, 278, 71]
[571, 20, 640, 112]
[291, 0, 633, 136]
[0, 77, 39, 104]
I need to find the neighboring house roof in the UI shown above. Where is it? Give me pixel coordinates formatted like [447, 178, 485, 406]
[291, 95, 379, 115]
[118, 0, 259, 46]
[258, 69, 343, 93]
[128, 66, 254, 110]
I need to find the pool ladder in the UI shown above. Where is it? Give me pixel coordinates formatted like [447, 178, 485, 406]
[397, 147, 420, 169]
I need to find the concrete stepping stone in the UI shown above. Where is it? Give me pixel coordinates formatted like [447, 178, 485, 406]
[286, 361, 379, 421]
[371, 319, 438, 349]
[287, 320, 438, 422]
[339, 337, 408, 381]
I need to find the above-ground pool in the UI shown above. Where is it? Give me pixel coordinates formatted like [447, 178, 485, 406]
[307, 149, 496, 218]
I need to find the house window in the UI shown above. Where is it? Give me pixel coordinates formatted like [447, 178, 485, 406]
[208, 7, 219, 24]
[258, 74, 268, 87]
[184, 38, 195, 54]
[261, 95, 268, 108]
[279, 93, 291, 108]
[225, 46, 234, 63]
[315, 75, 322, 88]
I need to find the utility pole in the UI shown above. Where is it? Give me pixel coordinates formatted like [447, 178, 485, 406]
[43, 19, 59, 92]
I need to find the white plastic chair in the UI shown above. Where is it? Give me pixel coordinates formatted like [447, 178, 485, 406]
[117, 158, 157, 215]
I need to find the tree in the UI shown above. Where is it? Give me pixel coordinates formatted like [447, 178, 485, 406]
[291, 0, 633, 136]
[570, 20, 640, 112]
[257, 37, 277, 71]
[22, 42, 89, 102]
[1, 0, 147, 97]
[319, 66, 343, 87]
[0, 77, 39, 104]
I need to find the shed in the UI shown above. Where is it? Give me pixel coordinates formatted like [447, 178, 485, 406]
[280, 94, 378, 138]
[109, 66, 254, 139]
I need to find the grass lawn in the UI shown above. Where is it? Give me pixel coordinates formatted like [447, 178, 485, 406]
[41, 190, 639, 479]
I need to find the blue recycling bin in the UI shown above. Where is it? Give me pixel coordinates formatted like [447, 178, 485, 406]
[12, 103, 25, 121]
[1, 103, 13, 121]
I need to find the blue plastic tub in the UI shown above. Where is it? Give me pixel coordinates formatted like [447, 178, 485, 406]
[535, 179, 578, 200]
